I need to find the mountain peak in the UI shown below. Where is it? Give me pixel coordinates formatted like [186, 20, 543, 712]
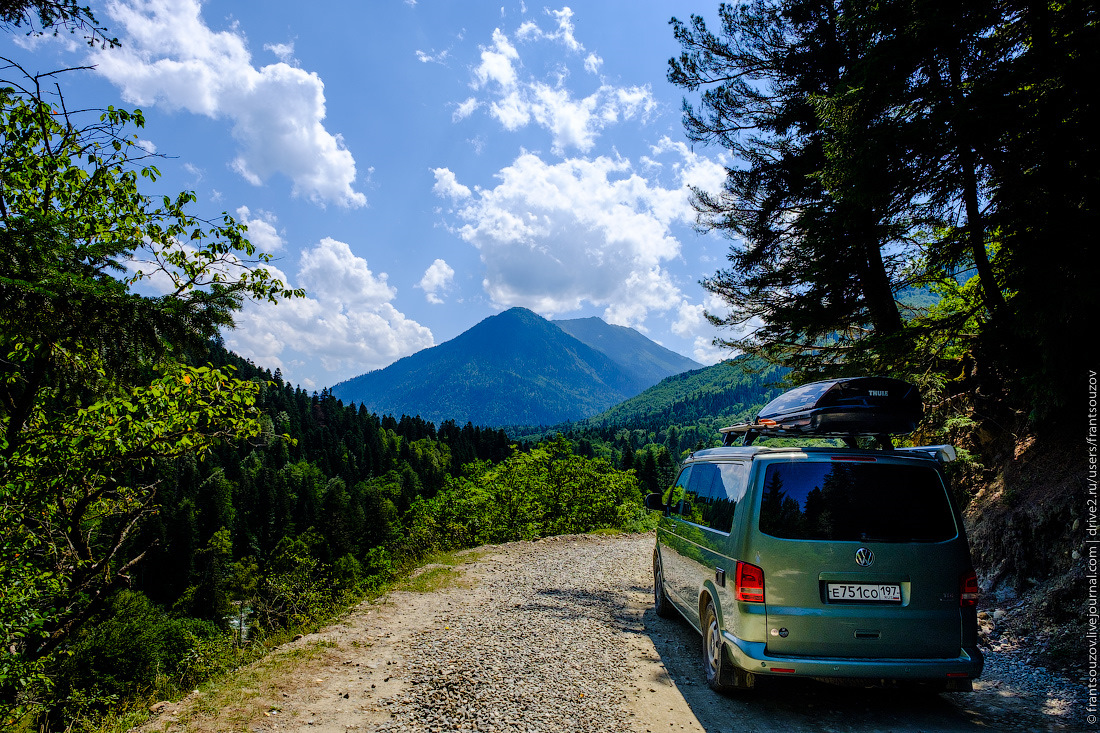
[330, 311, 699, 427]
[552, 316, 701, 387]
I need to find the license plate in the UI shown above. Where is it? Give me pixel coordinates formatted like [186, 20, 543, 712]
[826, 583, 902, 603]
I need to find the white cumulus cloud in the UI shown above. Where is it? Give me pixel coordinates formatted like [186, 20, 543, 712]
[235, 206, 285, 253]
[516, 7, 583, 52]
[438, 147, 716, 328]
[467, 21, 655, 154]
[672, 295, 734, 364]
[416, 48, 450, 64]
[417, 259, 456, 304]
[264, 41, 295, 63]
[224, 237, 433, 387]
[432, 167, 472, 201]
[474, 28, 521, 89]
[94, 0, 366, 208]
[452, 96, 479, 122]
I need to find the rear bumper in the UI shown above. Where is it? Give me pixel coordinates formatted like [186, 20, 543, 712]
[723, 631, 984, 681]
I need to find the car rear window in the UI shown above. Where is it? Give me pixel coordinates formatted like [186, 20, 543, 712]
[758, 461, 957, 542]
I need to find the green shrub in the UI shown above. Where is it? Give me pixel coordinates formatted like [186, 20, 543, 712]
[331, 553, 363, 591]
[53, 591, 225, 718]
[253, 535, 329, 630]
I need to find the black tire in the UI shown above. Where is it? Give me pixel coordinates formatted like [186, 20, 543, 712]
[701, 599, 751, 693]
[653, 555, 675, 618]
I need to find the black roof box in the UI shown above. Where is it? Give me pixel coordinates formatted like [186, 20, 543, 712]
[721, 376, 923, 446]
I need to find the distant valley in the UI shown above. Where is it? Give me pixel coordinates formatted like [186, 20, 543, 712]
[329, 307, 702, 427]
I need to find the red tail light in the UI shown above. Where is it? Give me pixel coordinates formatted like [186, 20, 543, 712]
[736, 561, 765, 603]
[960, 570, 979, 607]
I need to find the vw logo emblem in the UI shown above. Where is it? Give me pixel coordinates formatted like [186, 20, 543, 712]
[855, 547, 875, 567]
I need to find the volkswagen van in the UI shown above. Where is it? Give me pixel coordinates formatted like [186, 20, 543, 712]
[645, 377, 983, 692]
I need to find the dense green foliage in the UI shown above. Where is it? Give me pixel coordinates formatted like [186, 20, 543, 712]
[409, 436, 646, 548]
[0, 59, 299, 725]
[2, 316, 649, 729]
[41, 352, 646, 729]
[671, 0, 1095, 420]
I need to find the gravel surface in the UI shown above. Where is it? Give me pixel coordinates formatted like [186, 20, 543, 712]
[371, 534, 643, 733]
[136, 532, 1091, 733]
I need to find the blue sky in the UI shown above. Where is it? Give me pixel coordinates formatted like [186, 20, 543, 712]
[5, 1, 740, 390]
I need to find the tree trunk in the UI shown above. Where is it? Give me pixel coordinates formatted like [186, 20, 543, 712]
[855, 224, 903, 336]
[948, 40, 1008, 322]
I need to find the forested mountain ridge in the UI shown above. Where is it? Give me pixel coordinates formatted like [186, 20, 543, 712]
[137, 345, 514, 604]
[584, 356, 787, 434]
[330, 308, 699, 427]
[552, 316, 701, 387]
[501, 357, 788, 504]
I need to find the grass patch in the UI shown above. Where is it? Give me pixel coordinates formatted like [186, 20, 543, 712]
[63, 707, 149, 733]
[396, 549, 483, 593]
[164, 639, 338, 732]
[437, 548, 485, 566]
[399, 565, 467, 593]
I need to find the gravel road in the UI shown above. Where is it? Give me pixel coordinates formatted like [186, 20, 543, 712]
[139, 532, 1089, 733]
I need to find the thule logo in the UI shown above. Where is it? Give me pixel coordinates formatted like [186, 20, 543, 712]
[868, 390, 889, 397]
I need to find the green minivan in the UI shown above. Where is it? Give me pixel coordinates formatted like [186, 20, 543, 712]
[646, 377, 983, 692]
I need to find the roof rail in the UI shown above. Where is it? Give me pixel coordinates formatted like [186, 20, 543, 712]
[720, 422, 897, 449]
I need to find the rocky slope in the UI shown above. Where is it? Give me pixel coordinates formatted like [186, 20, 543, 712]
[960, 424, 1087, 678]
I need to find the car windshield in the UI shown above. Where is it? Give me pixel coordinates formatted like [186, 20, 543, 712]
[758, 461, 957, 542]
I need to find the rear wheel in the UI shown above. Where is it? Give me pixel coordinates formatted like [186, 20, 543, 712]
[701, 599, 752, 693]
[653, 555, 675, 618]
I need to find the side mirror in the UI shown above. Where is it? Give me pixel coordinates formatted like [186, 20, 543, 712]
[644, 493, 666, 512]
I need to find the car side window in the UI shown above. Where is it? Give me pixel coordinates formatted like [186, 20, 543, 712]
[664, 466, 691, 515]
[682, 462, 748, 533]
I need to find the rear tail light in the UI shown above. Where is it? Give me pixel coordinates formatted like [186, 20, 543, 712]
[736, 561, 765, 603]
[960, 570, 979, 607]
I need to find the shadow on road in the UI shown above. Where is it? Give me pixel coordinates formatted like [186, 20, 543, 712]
[637, 605, 1083, 733]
